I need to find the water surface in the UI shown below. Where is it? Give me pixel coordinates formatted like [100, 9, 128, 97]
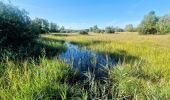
[59, 42, 116, 73]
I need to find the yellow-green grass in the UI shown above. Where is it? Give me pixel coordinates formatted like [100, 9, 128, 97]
[0, 38, 86, 100]
[44, 32, 170, 99]
[1, 32, 170, 99]
[0, 57, 89, 100]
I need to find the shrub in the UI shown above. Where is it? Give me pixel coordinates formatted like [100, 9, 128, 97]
[105, 26, 115, 33]
[79, 30, 88, 35]
[0, 1, 40, 47]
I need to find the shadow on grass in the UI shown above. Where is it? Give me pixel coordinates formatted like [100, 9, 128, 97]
[51, 33, 111, 47]
[109, 49, 141, 64]
[0, 39, 67, 62]
[52, 33, 78, 37]
[33, 85, 63, 100]
[40, 37, 65, 44]
[43, 35, 141, 65]
[108, 50, 160, 83]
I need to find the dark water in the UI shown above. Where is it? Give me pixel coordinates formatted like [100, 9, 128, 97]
[59, 42, 116, 74]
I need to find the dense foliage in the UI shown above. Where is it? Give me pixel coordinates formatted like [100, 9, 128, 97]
[138, 11, 170, 34]
[79, 30, 89, 35]
[115, 26, 124, 32]
[90, 25, 101, 33]
[105, 26, 115, 33]
[0, 2, 40, 47]
[138, 11, 158, 34]
[157, 14, 170, 34]
[90, 25, 124, 33]
[125, 24, 134, 32]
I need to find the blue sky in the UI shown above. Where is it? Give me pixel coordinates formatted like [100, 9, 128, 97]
[3, 0, 170, 29]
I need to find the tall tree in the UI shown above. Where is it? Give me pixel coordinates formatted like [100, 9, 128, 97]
[60, 26, 66, 33]
[105, 26, 115, 33]
[89, 27, 93, 32]
[138, 11, 158, 34]
[49, 22, 59, 32]
[92, 25, 100, 33]
[0, 1, 40, 47]
[157, 14, 170, 34]
[115, 26, 124, 32]
[125, 24, 134, 32]
[32, 18, 49, 34]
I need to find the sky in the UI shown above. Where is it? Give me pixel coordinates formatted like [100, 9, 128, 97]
[2, 0, 170, 29]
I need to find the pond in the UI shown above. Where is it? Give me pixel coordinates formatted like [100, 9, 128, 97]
[58, 42, 116, 77]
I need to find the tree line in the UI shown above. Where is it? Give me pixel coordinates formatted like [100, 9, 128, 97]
[1, 1, 170, 48]
[87, 24, 136, 34]
[88, 25, 124, 34]
[32, 18, 74, 34]
[0, 1, 74, 47]
[88, 11, 170, 34]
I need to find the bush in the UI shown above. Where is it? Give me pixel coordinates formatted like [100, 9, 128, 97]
[79, 30, 88, 35]
[105, 26, 115, 33]
[0, 2, 40, 47]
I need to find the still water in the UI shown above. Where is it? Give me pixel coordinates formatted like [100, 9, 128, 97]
[59, 42, 116, 73]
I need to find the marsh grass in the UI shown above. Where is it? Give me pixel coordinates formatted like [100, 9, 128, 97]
[45, 32, 170, 99]
[0, 33, 170, 99]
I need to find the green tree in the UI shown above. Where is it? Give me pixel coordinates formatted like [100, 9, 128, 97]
[157, 14, 170, 34]
[92, 25, 101, 33]
[89, 27, 93, 32]
[60, 26, 66, 33]
[138, 11, 158, 34]
[125, 24, 134, 32]
[41, 19, 49, 33]
[79, 30, 88, 35]
[0, 1, 40, 47]
[105, 26, 115, 33]
[115, 26, 124, 32]
[32, 18, 50, 34]
[49, 22, 59, 32]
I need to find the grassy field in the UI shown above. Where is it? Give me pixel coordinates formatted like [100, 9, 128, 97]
[0, 32, 170, 100]
[44, 32, 170, 99]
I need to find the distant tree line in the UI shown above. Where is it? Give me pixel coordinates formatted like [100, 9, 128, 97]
[32, 18, 74, 34]
[0, 1, 79, 47]
[89, 25, 124, 34]
[125, 24, 134, 32]
[88, 11, 170, 35]
[32, 18, 59, 33]
[1, 0, 170, 48]
[138, 11, 170, 34]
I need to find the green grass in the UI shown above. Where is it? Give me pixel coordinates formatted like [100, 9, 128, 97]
[0, 32, 170, 100]
[44, 32, 170, 99]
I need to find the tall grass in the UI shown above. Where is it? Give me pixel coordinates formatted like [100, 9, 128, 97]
[45, 32, 170, 99]
[1, 33, 170, 99]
